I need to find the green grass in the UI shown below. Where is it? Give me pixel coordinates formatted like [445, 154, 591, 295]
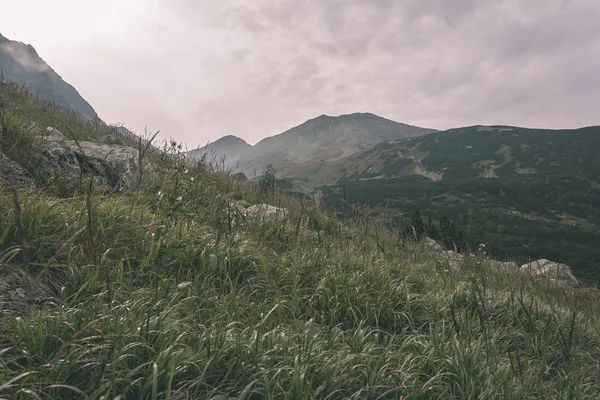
[0, 80, 138, 146]
[1, 85, 600, 399]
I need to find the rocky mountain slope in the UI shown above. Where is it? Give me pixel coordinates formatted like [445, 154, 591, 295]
[0, 33, 97, 118]
[320, 125, 600, 282]
[187, 112, 436, 179]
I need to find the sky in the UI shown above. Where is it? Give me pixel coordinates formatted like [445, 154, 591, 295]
[1, 0, 599, 147]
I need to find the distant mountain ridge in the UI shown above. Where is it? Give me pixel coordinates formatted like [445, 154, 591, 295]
[0, 33, 97, 118]
[187, 135, 251, 168]
[186, 112, 436, 178]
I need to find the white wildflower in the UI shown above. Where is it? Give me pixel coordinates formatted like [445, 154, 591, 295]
[176, 196, 183, 202]
[190, 177, 195, 182]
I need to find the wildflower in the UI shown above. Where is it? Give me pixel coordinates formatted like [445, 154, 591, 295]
[157, 190, 164, 199]
[190, 177, 195, 182]
[184, 168, 189, 174]
[176, 196, 183, 202]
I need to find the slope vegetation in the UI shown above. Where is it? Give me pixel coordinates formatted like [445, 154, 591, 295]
[321, 125, 600, 282]
[1, 87, 600, 399]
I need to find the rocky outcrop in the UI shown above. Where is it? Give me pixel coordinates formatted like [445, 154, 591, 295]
[520, 259, 579, 288]
[1, 126, 149, 189]
[34, 127, 147, 188]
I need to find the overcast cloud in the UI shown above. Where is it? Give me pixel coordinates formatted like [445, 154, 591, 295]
[1, 0, 599, 147]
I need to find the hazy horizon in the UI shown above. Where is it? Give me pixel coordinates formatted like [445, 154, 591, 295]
[2, 0, 599, 147]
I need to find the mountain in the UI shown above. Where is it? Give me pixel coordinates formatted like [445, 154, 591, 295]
[187, 135, 251, 169]
[319, 124, 600, 282]
[4, 75, 600, 399]
[187, 112, 436, 179]
[0, 33, 97, 118]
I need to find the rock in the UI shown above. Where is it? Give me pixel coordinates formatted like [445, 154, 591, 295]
[422, 237, 444, 252]
[438, 250, 464, 270]
[245, 204, 287, 221]
[520, 259, 578, 288]
[77, 141, 141, 187]
[0, 273, 57, 315]
[485, 259, 519, 270]
[33, 127, 150, 188]
[44, 126, 67, 141]
[229, 199, 250, 212]
[0, 151, 32, 186]
[37, 135, 83, 177]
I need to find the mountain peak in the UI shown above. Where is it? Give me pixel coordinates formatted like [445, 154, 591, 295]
[0, 33, 98, 118]
[214, 135, 249, 146]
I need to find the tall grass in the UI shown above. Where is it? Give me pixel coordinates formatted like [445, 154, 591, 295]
[0, 85, 599, 399]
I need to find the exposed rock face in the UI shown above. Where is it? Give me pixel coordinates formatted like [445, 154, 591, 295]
[77, 141, 141, 186]
[520, 259, 579, 288]
[0, 126, 147, 188]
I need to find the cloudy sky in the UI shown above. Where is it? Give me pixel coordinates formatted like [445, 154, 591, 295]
[1, 0, 599, 147]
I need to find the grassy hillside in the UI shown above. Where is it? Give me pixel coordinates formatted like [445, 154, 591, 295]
[321, 126, 600, 283]
[1, 87, 600, 398]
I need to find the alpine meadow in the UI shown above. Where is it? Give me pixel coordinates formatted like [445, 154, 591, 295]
[2, 3, 600, 398]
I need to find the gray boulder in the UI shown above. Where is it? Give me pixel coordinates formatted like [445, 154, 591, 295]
[422, 237, 444, 252]
[438, 250, 464, 270]
[485, 259, 519, 270]
[520, 259, 578, 288]
[34, 126, 148, 188]
[0, 151, 32, 186]
[245, 204, 287, 221]
[44, 126, 67, 141]
[0, 273, 57, 316]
